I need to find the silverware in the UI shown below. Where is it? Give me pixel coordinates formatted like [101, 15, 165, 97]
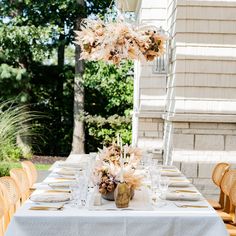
[174, 203, 208, 208]
[91, 208, 117, 211]
[174, 190, 197, 193]
[46, 190, 71, 193]
[91, 208, 135, 211]
[29, 205, 64, 211]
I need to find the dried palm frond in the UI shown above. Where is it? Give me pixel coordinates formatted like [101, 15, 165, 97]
[93, 144, 143, 194]
[75, 19, 166, 65]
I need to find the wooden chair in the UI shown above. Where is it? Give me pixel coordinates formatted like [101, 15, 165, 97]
[0, 187, 10, 232]
[225, 181, 236, 235]
[10, 168, 30, 203]
[217, 170, 236, 222]
[207, 163, 230, 209]
[0, 195, 5, 236]
[21, 161, 38, 188]
[0, 177, 21, 220]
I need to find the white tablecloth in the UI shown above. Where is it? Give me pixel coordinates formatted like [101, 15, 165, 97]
[5, 156, 228, 236]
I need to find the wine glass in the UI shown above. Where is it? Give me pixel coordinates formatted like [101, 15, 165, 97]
[69, 183, 80, 207]
[151, 174, 160, 194]
[152, 158, 159, 167]
[159, 176, 170, 199]
[77, 175, 88, 207]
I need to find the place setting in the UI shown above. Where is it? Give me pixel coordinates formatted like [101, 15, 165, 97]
[147, 164, 210, 211]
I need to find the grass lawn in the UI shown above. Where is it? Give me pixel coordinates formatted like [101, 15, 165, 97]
[8, 162, 51, 170]
[0, 161, 51, 176]
[0, 161, 51, 177]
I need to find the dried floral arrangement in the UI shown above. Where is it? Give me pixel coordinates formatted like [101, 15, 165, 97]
[93, 144, 143, 196]
[75, 19, 166, 65]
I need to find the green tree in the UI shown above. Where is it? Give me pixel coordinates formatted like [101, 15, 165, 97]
[0, 0, 113, 154]
[83, 60, 134, 151]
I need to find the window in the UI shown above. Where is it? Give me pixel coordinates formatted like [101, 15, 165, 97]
[153, 27, 169, 74]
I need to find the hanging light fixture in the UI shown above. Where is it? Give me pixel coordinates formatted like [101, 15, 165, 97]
[74, 1, 167, 65]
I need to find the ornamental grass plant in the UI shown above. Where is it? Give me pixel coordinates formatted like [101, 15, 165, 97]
[0, 101, 38, 162]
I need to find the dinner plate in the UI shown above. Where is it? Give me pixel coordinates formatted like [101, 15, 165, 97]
[169, 181, 191, 187]
[169, 178, 191, 187]
[53, 176, 76, 180]
[48, 181, 75, 189]
[58, 162, 86, 169]
[161, 170, 182, 177]
[30, 193, 71, 203]
[55, 168, 78, 176]
[161, 165, 178, 170]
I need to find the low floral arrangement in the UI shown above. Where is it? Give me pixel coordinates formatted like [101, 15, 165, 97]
[75, 19, 166, 65]
[93, 144, 143, 197]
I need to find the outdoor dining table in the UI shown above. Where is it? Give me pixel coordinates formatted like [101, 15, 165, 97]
[5, 155, 228, 236]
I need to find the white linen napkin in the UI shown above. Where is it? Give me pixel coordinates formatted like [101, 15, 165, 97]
[58, 162, 86, 169]
[56, 168, 77, 176]
[165, 192, 201, 201]
[30, 193, 71, 203]
[48, 181, 75, 188]
[169, 177, 191, 187]
[169, 180, 191, 187]
[161, 170, 182, 177]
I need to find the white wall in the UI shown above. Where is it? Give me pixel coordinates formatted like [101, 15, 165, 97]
[133, 0, 168, 149]
[166, 0, 236, 119]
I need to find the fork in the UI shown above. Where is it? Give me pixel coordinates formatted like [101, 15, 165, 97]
[174, 203, 208, 208]
[29, 205, 64, 211]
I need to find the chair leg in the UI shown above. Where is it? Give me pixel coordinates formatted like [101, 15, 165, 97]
[225, 196, 231, 213]
[0, 217, 3, 236]
[219, 190, 225, 207]
[3, 212, 9, 232]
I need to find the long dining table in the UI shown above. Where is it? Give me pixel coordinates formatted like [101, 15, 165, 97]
[5, 154, 228, 236]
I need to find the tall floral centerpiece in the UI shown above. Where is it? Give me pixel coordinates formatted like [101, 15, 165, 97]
[75, 19, 166, 65]
[75, 5, 166, 203]
[93, 143, 143, 201]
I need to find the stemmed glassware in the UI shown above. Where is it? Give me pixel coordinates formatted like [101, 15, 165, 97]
[70, 183, 80, 207]
[151, 168, 170, 208]
[70, 169, 89, 208]
[141, 152, 153, 170]
[159, 176, 170, 199]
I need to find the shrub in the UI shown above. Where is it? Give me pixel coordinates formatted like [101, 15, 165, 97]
[0, 162, 11, 177]
[83, 60, 134, 152]
[0, 101, 37, 161]
[83, 114, 132, 152]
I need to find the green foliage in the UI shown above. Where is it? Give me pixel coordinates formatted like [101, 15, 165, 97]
[0, 144, 22, 162]
[0, 0, 111, 65]
[83, 60, 134, 115]
[0, 101, 36, 161]
[29, 65, 74, 155]
[0, 162, 11, 177]
[0, 0, 133, 155]
[83, 114, 132, 148]
[0, 24, 57, 63]
[83, 60, 134, 152]
[0, 62, 30, 103]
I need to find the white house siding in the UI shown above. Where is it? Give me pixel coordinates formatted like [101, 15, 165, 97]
[163, 0, 236, 198]
[134, 0, 168, 150]
[124, 0, 236, 198]
[165, 0, 236, 160]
